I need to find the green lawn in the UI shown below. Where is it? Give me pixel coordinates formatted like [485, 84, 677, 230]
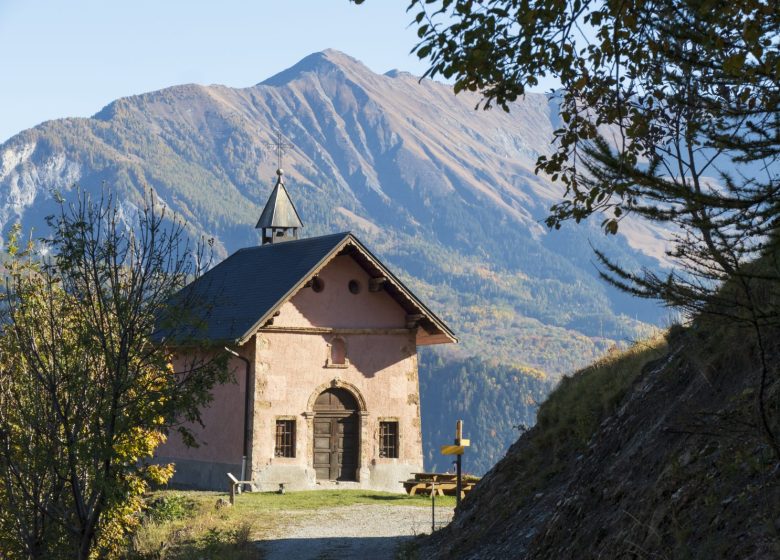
[230, 489, 457, 510]
[128, 489, 455, 560]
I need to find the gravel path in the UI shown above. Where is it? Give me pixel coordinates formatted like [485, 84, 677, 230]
[257, 504, 454, 560]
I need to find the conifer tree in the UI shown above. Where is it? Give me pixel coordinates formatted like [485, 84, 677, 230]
[355, 0, 780, 460]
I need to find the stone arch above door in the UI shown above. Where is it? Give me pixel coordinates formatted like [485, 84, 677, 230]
[306, 379, 367, 413]
[313, 387, 358, 413]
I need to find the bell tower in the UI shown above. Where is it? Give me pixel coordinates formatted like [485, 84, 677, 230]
[256, 168, 303, 244]
[256, 130, 303, 245]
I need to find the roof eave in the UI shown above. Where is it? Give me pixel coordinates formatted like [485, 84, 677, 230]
[341, 234, 457, 343]
[235, 234, 353, 345]
[235, 232, 457, 346]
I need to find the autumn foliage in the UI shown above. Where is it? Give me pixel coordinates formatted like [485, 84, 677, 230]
[0, 191, 229, 559]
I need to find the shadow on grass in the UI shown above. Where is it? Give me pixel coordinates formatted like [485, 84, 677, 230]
[257, 535, 418, 560]
[358, 493, 409, 502]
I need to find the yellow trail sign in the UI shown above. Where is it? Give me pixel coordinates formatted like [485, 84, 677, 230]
[441, 445, 465, 455]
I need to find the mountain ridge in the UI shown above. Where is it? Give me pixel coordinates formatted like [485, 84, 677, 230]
[0, 50, 672, 371]
[0, 50, 668, 471]
[0, 49, 666, 372]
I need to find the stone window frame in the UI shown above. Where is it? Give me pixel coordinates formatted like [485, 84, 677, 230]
[378, 417, 400, 459]
[274, 416, 297, 459]
[325, 336, 350, 368]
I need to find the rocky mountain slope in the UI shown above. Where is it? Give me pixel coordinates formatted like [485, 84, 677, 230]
[0, 50, 668, 472]
[0, 49, 665, 372]
[420, 316, 780, 558]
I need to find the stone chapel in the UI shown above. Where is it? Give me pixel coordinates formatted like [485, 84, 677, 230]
[155, 167, 456, 492]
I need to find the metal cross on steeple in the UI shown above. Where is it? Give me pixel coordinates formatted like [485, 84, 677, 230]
[265, 128, 293, 171]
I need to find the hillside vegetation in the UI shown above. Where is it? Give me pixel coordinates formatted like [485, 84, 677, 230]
[421, 316, 780, 559]
[419, 353, 553, 475]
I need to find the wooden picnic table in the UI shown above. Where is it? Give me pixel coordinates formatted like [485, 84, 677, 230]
[411, 472, 458, 482]
[401, 472, 478, 499]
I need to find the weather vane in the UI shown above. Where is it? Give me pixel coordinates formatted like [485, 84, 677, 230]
[265, 128, 293, 171]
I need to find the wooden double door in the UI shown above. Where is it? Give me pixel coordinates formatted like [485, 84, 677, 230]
[313, 388, 359, 481]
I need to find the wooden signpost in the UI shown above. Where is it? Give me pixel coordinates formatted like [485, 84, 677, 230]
[440, 419, 470, 507]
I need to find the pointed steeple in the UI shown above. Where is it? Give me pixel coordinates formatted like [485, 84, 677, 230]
[256, 168, 303, 244]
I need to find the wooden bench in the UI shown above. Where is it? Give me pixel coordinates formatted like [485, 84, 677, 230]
[412, 472, 458, 483]
[226, 472, 254, 505]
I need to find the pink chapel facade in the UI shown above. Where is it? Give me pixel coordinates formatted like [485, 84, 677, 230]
[155, 170, 456, 492]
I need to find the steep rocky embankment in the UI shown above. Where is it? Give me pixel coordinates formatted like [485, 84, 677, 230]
[422, 318, 780, 558]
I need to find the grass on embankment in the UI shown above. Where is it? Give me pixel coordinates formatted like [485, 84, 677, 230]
[128, 489, 455, 559]
[536, 332, 670, 449]
[508, 332, 670, 499]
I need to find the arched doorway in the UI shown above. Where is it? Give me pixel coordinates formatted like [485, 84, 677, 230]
[312, 387, 359, 481]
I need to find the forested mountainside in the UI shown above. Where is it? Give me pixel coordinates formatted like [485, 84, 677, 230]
[0, 50, 667, 475]
[419, 352, 553, 475]
[420, 303, 780, 557]
[0, 49, 664, 376]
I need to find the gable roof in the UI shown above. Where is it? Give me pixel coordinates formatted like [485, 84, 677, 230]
[166, 232, 456, 346]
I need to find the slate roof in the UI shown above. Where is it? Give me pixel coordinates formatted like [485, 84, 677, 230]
[255, 179, 303, 230]
[160, 232, 456, 346]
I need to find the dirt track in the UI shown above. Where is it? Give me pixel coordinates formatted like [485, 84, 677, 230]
[257, 503, 454, 560]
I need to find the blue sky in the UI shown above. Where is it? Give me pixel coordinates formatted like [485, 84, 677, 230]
[0, 0, 431, 143]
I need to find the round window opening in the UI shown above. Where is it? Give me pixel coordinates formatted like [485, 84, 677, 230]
[311, 277, 324, 293]
[348, 280, 361, 294]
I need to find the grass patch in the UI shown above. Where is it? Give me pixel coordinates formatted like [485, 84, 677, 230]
[146, 494, 194, 523]
[232, 489, 457, 511]
[128, 490, 453, 559]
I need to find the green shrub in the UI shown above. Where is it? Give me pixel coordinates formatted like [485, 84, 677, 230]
[146, 494, 193, 523]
